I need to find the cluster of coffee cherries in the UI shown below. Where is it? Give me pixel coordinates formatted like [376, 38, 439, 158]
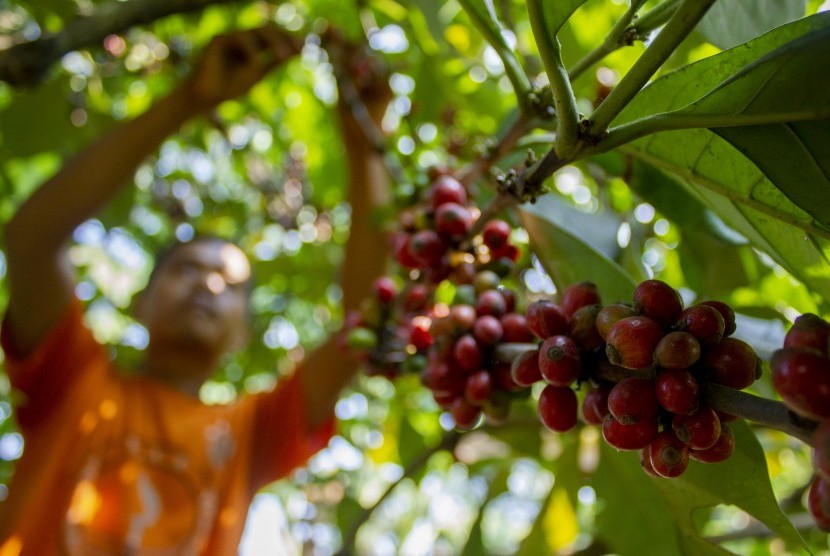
[343, 172, 537, 427]
[515, 279, 760, 479]
[770, 313, 830, 530]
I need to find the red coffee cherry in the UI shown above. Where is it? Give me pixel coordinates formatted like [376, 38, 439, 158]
[447, 304, 477, 335]
[770, 347, 830, 420]
[511, 348, 543, 387]
[408, 229, 449, 267]
[499, 288, 517, 314]
[633, 279, 683, 328]
[429, 175, 467, 210]
[808, 476, 830, 531]
[702, 337, 759, 390]
[607, 377, 659, 425]
[539, 335, 582, 387]
[409, 319, 434, 351]
[453, 334, 484, 372]
[372, 276, 397, 304]
[812, 419, 830, 482]
[526, 299, 570, 339]
[672, 406, 721, 451]
[655, 368, 700, 415]
[640, 448, 662, 478]
[560, 281, 602, 318]
[394, 234, 423, 269]
[403, 284, 430, 312]
[538, 385, 578, 433]
[465, 370, 493, 406]
[582, 382, 612, 425]
[477, 289, 507, 318]
[605, 316, 664, 369]
[647, 430, 690, 478]
[450, 396, 482, 429]
[675, 304, 725, 347]
[596, 303, 637, 341]
[784, 313, 830, 355]
[569, 304, 605, 352]
[602, 414, 658, 451]
[654, 331, 701, 370]
[473, 315, 503, 347]
[434, 202, 473, 240]
[501, 313, 536, 343]
[699, 300, 737, 337]
[423, 361, 466, 397]
[490, 243, 520, 262]
[481, 219, 512, 251]
[689, 424, 735, 463]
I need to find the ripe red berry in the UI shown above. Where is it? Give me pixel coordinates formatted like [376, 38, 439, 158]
[602, 414, 658, 451]
[453, 334, 484, 373]
[675, 304, 725, 348]
[808, 476, 830, 531]
[481, 219, 511, 250]
[477, 289, 507, 318]
[373, 276, 397, 304]
[539, 335, 582, 387]
[465, 370, 493, 406]
[633, 279, 683, 328]
[473, 315, 503, 347]
[689, 424, 734, 463]
[500, 313, 536, 343]
[490, 243, 520, 262]
[526, 299, 570, 339]
[568, 304, 605, 352]
[784, 313, 830, 355]
[672, 406, 721, 450]
[702, 337, 759, 390]
[491, 361, 525, 392]
[699, 300, 736, 337]
[434, 202, 473, 240]
[429, 175, 467, 210]
[605, 316, 664, 369]
[654, 331, 701, 370]
[395, 234, 423, 268]
[648, 430, 690, 478]
[511, 348, 543, 387]
[770, 347, 830, 420]
[812, 419, 830, 482]
[538, 385, 578, 433]
[607, 377, 659, 425]
[560, 281, 602, 318]
[447, 304, 477, 334]
[422, 361, 466, 397]
[582, 382, 612, 425]
[499, 288, 516, 314]
[450, 396, 482, 429]
[655, 368, 699, 415]
[403, 284, 430, 312]
[640, 448, 662, 478]
[596, 303, 638, 341]
[408, 229, 449, 267]
[409, 319, 434, 351]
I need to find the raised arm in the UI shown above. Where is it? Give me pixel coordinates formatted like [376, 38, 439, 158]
[298, 41, 393, 429]
[2, 26, 299, 355]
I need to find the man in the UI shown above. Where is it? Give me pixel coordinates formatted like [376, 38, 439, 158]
[0, 24, 390, 553]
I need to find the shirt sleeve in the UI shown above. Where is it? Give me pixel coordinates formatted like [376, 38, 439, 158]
[0, 297, 107, 430]
[246, 370, 335, 490]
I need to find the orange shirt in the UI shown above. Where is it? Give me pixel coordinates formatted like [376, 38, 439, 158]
[0, 298, 333, 555]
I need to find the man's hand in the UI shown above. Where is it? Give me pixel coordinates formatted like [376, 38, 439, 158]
[185, 25, 302, 111]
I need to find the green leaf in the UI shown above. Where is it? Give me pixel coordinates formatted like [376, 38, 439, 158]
[542, 0, 591, 35]
[613, 13, 830, 300]
[697, 0, 807, 50]
[518, 197, 638, 303]
[653, 421, 809, 553]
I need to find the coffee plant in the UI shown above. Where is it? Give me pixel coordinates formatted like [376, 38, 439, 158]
[0, 0, 829, 554]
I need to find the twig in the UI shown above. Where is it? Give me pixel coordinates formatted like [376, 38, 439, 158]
[586, 0, 717, 138]
[492, 343, 820, 446]
[568, 0, 648, 82]
[335, 430, 462, 555]
[456, 0, 533, 113]
[459, 114, 533, 188]
[526, 0, 580, 159]
[0, 0, 244, 87]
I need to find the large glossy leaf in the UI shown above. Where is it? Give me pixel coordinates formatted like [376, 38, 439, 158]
[518, 196, 638, 303]
[697, 0, 807, 50]
[612, 13, 830, 301]
[543, 0, 590, 34]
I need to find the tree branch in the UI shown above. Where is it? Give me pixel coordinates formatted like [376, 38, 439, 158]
[493, 343, 820, 445]
[586, 0, 717, 137]
[0, 0, 246, 87]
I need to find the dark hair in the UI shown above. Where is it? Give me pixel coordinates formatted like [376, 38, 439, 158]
[147, 234, 255, 295]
